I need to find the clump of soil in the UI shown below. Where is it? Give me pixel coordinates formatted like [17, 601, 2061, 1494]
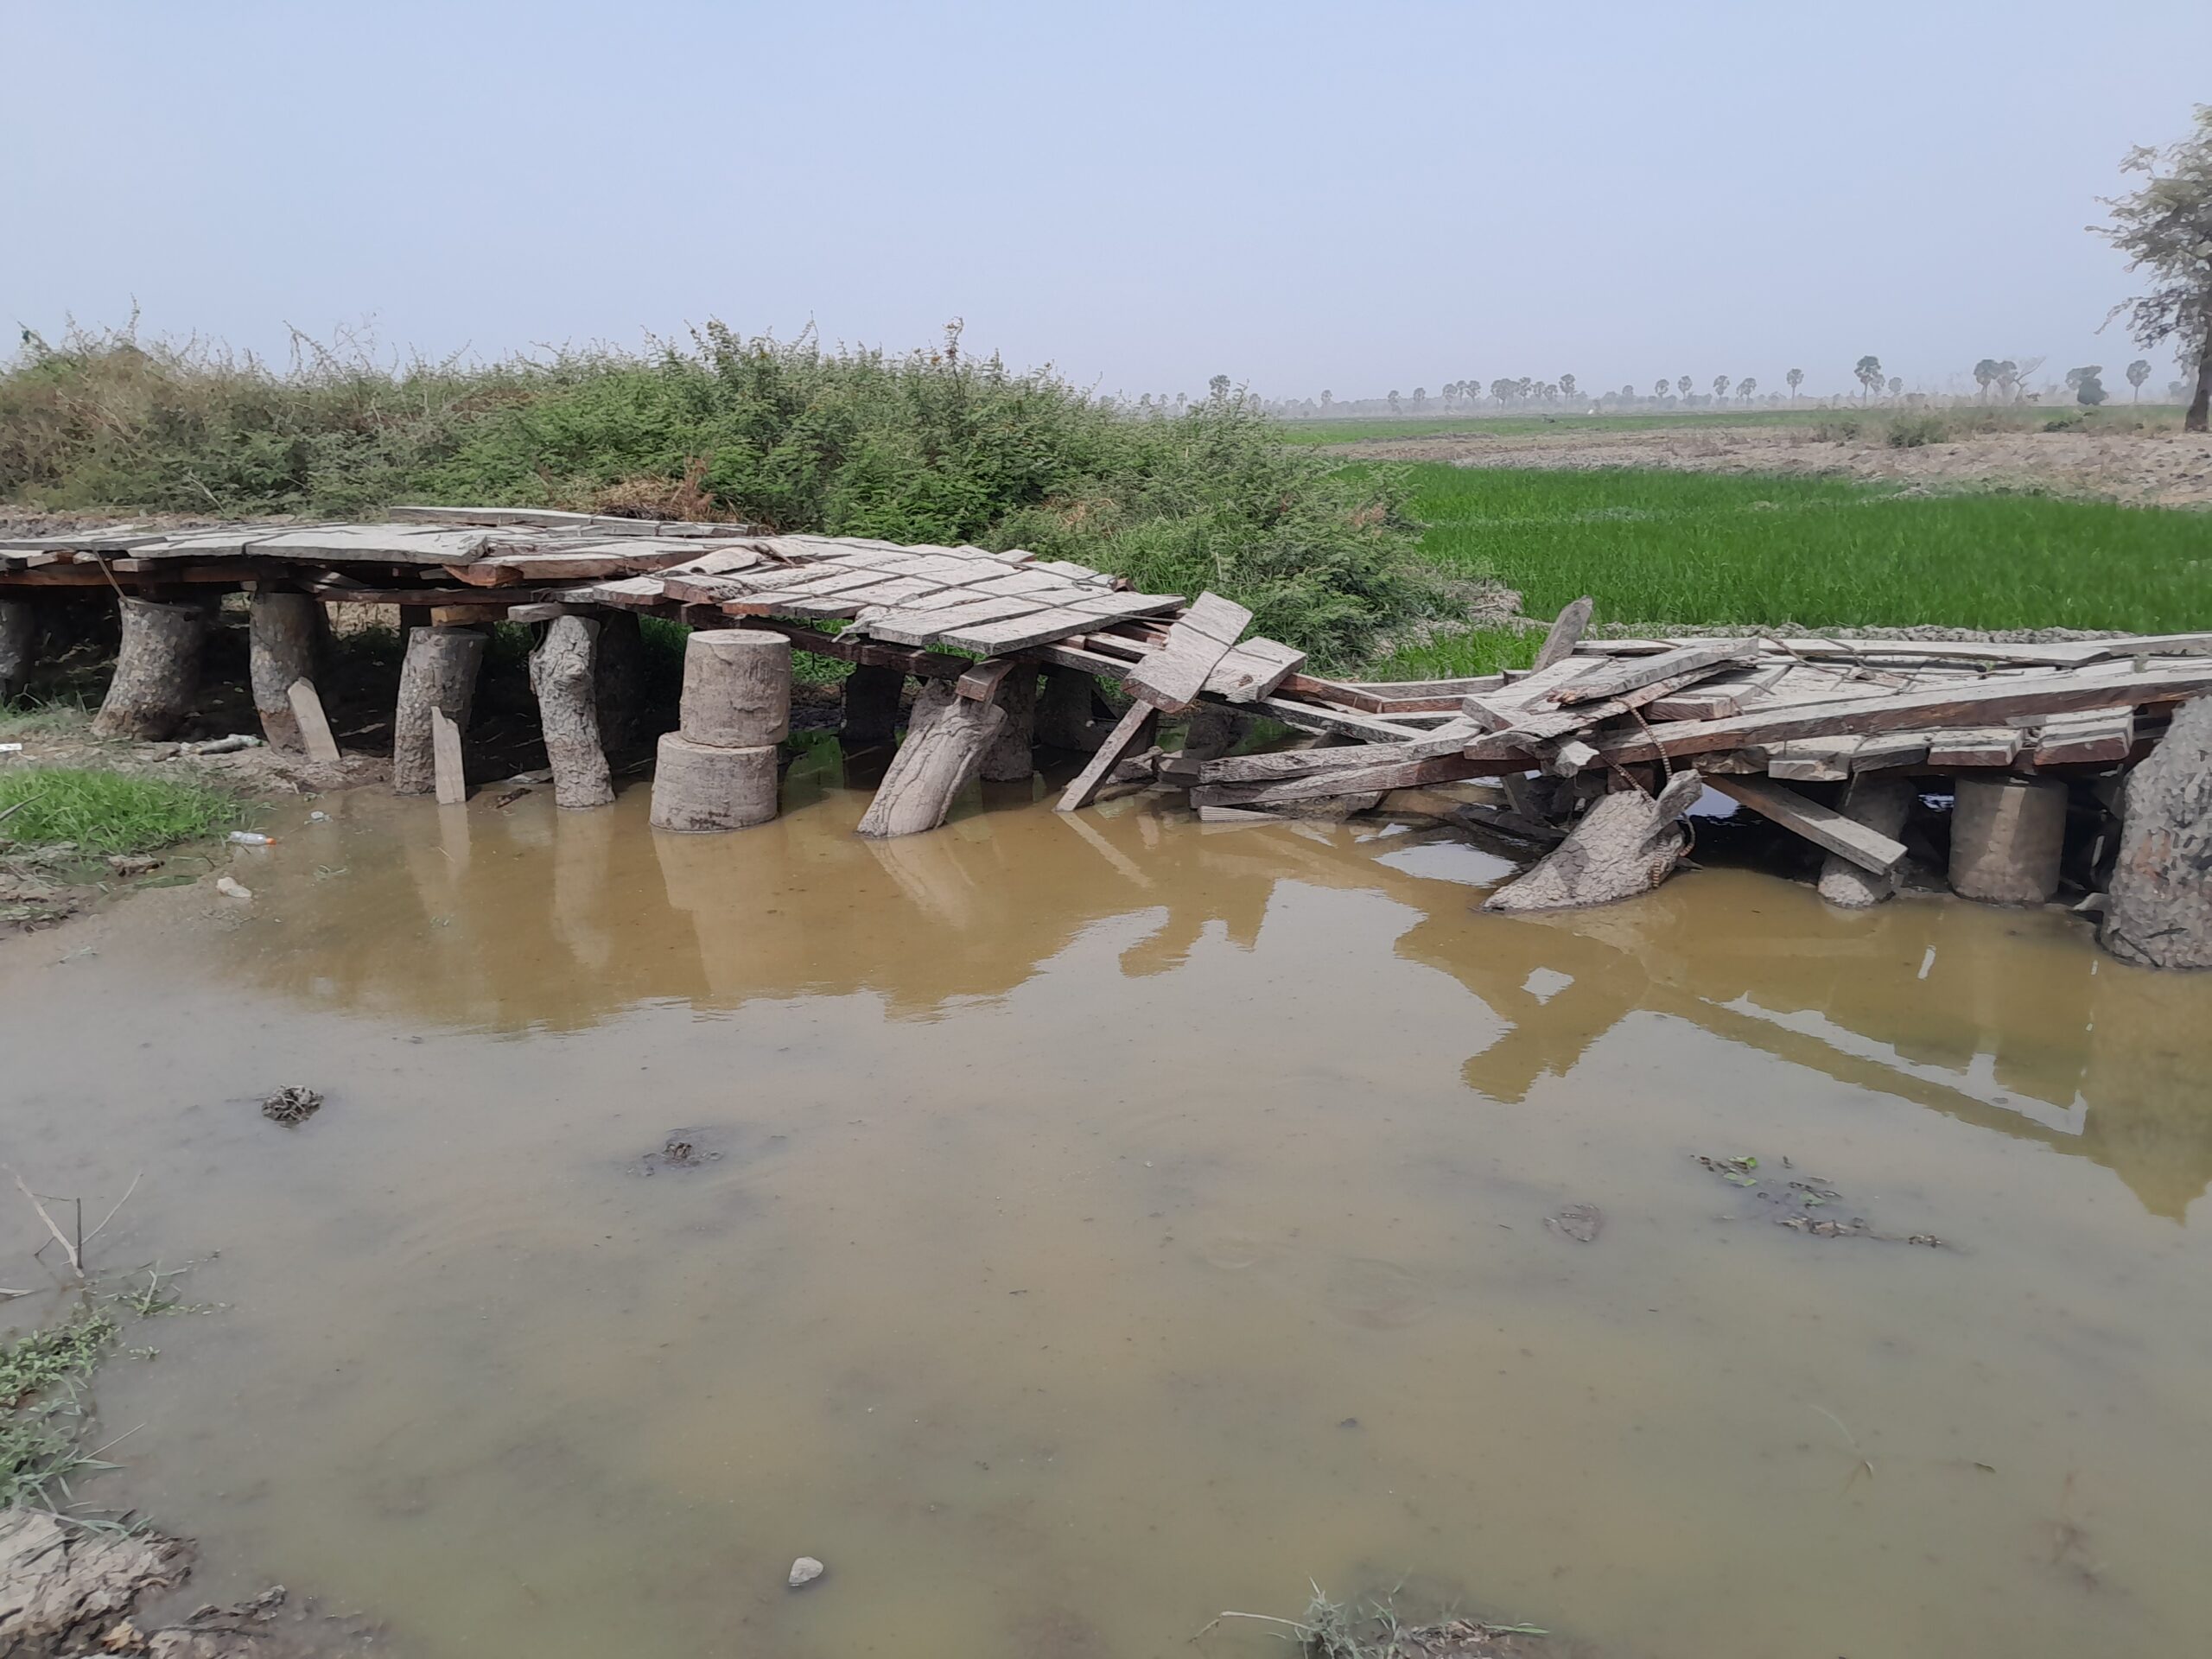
[0, 1510, 377, 1657]
[260, 1088, 322, 1126]
[633, 1129, 726, 1174]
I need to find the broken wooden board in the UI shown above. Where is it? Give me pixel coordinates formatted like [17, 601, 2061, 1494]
[1056, 702, 1160, 812]
[1192, 719, 1482, 787]
[1122, 591, 1254, 715]
[1549, 639, 1762, 706]
[1203, 637, 1305, 702]
[1769, 735, 1861, 782]
[1530, 597, 1593, 671]
[430, 707, 467, 805]
[1703, 774, 1908, 874]
[286, 677, 342, 765]
[1190, 752, 1503, 807]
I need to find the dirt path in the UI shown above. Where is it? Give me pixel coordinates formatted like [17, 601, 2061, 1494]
[1334, 423, 2212, 507]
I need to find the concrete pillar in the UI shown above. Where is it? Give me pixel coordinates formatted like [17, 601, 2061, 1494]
[1949, 776, 2065, 905]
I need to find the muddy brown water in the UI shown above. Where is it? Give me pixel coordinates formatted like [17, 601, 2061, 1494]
[5, 739, 2211, 1657]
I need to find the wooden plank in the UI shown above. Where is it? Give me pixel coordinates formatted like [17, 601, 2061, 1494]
[1194, 718, 1482, 786]
[302, 582, 573, 606]
[1249, 696, 1432, 744]
[1122, 591, 1254, 715]
[1769, 736, 1861, 782]
[1925, 727, 2023, 767]
[505, 602, 581, 623]
[1204, 637, 1306, 703]
[1703, 775, 1908, 875]
[1461, 656, 1611, 730]
[2032, 709, 2134, 766]
[1848, 731, 1932, 772]
[1192, 752, 1503, 807]
[938, 605, 1104, 655]
[430, 707, 467, 805]
[1592, 664, 2212, 765]
[1550, 639, 1764, 706]
[286, 677, 342, 765]
[1531, 597, 1594, 671]
[739, 617, 970, 678]
[955, 657, 1024, 702]
[1056, 702, 1160, 812]
[866, 594, 1046, 646]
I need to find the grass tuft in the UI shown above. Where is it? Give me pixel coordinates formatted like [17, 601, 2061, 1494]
[0, 767, 250, 855]
[1, 1310, 118, 1509]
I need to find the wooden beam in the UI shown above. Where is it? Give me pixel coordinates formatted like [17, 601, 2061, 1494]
[1122, 591, 1253, 715]
[1055, 702, 1160, 812]
[286, 677, 343, 765]
[430, 707, 468, 805]
[1703, 774, 1908, 874]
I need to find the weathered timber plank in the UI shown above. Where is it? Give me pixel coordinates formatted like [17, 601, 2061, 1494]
[1769, 736, 1861, 782]
[866, 594, 1048, 645]
[1531, 597, 1594, 671]
[2032, 709, 2134, 766]
[1122, 591, 1254, 715]
[1249, 696, 1433, 743]
[1056, 702, 1160, 812]
[286, 677, 342, 764]
[1703, 774, 1908, 874]
[430, 707, 468, 804]
[937, 606, 1104, 655]
[1550, 640, 1763, 706]
[1203, 637, 1305, 703]
[1848, 731, 1933, 772]
[1461, 656, 1611, 730]
[1590, 664, 2212, 764]
[1194, 718, 1482, 786]
[1191, 752, 1505, 807]
[1925, 727, 2023, 767]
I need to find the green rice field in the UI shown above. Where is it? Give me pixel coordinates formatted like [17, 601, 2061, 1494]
[1370, 462, 2212, 680]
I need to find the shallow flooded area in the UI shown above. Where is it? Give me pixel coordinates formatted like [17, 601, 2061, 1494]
[6, 740, 2212, 1658]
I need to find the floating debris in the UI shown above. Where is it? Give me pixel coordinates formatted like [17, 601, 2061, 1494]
[262, 1087, 324, 1126]
[1544, 1202, 1605, 1243]
[788, 1556, 825, 1589]
[1695, 1152, 1948, 1248]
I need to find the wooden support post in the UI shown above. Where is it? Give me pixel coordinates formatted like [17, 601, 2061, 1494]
[856, 680, 1006, 838]
[1817, 776, 1916, 909]
[648, 735, 779, 830]
[2102, 695, 2212, 969]
[392, 625, 486, 796]
[249, 590, 321, 750]
[679, 629, 790, 748]
[592, 609, 650, 756]
[1056, 701, 1160, 813]
[1037, 666, 1106, 751]
[980, 667, 1039, 782]
[529, 615, 615, 809]
[430, 708, 468, 805]
[92, 595, 207, 740]
[1949, 775, 2065, 905]
[840, 663, 906, 746]
[1484, 772, 1703, 912]
[0, 598, 36, 702]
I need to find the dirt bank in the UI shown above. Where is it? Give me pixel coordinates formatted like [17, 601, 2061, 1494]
[1335, 422, 2212, 507]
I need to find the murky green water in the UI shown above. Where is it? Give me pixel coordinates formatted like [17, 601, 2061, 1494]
[5, 741, 2210, 1656]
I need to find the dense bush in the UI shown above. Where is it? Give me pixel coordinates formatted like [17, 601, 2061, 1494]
[0, 322, 1437, 668]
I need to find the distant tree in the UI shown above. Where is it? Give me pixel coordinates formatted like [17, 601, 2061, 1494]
[1490, 378, 1514, 405]
[1854, 355, 1884, 401]
[2065, 365, 2109, 406]
[1886, 375, 1903, 401]
[1676, 375, 1693, 398]
[2126, 359, 2152, 400]
[1516, 377, 1535, 401]
[1621, 383, 1636, 401]
[1738, 376, 1758, 401]
[1786, 367, 1804, 403]
[1558, 372, 1578, 400]
[2093, 105, 2212, 431]
[1412, 386, 1427, 410]
[1653, 379, 1669, 400]
[1320, 390, 1333, 409]
[1388, 389, 1402, 413]
[1208, 373, 1231, 402]
[1713, 374, 1730, 401]
[1973, 358, 2001, 401]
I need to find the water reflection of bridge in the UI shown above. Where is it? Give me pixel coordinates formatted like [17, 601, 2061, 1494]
[250, 741, 2212, 1223]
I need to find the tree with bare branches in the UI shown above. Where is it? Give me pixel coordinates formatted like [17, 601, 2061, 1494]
[2093, 105, 2212, 431]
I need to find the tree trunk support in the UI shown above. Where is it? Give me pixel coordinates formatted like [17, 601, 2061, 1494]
[1484, 771, 1702, 912]
[678, 628, 791, 748]
[1818, 776, 1916, 908]
[840, 663, 906, 746]
[249, 590, 321, 750]
[857, 679, 1006, 837]
[392, 626, 486, 796]
[980, 667, 1039, 782]
[1949, 775, 2065, 905]
[92, 595, 206, 740]
[529, 615, 615, 809]
[649, 734, 779, 830]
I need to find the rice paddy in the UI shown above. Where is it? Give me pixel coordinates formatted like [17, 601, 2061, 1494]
[1368, 462, 2212, 678]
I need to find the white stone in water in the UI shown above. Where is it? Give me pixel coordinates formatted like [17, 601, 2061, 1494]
[788, 1556, 825, 1589]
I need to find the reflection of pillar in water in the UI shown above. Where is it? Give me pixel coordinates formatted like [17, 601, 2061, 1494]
[862, 831, 985, 931]
[550, 803, 620, 975]
[2077, 963, 2212, 1220]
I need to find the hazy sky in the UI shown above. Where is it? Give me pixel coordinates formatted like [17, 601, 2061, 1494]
[4, 1, 2207, 402]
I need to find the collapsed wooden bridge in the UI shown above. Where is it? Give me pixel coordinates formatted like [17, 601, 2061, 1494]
[3, 508, 2207, 966]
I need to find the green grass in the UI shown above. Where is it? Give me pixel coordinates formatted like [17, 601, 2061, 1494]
[1382, 463, 2212, 676]
[0, 766, 251, 855]
[2, 1310, 118, 1509]
[1275, 404, 2194, 447]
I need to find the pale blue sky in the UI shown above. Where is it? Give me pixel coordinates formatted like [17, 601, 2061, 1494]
[3, 1, 2206, 401]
